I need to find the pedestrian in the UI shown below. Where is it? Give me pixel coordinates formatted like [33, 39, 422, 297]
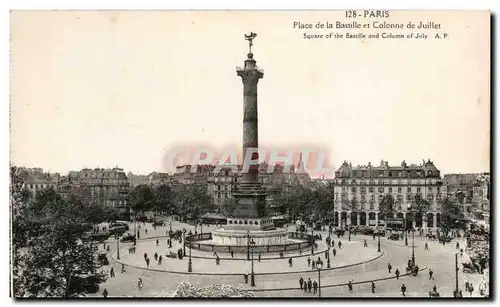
[425, 242, 429, 250]
[313, 280, 318, 294]
[469, 283, 474, 297]
[216, 256, 220, 265]
[307, 278, 312, 293]
[154, 252, 158, 261]
[456, 242, 460, 250]
[338, 241, 342, 249]
[158, 255, 163, 265]
[312, 260, 316, 269]
[325, 250, 328, 259]
[429, 269, 434, 280]
[388, 263, 392, 273]
[102, 288, 108, 298]
[258, 253, 261, 262]
[231, 250, 234, 258]
[109, 267, 115, 278]
[307, 257, 311, 267]
[137, 278, 144, 290]
[401, 284, 407, 297]
[299, 277, 304, 290]
[121, 263, 126, 273]
[395, 268, 400, 280]
[156, 239, 159, 246]
[465, 280, 470, 292]
[146, 257, 150, 268]
[144, 252, 148, 260]
[244, 274, 248, 284]
[106, 245, 110, 252]
[289, 257, 293, 267]
[333, 248, 336, 257]
[348, 280, 353, 293]
[371, 281, 376, 294]
[145, 228, 148, 235]
[364, 240, 368, 247]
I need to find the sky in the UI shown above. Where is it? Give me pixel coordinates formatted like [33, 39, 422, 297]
[10, 10, 490, 176]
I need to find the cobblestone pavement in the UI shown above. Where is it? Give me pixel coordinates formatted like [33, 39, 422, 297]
[90, 218, 487, 298]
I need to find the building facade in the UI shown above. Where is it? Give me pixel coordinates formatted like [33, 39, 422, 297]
[333, 159, 445, 229]
[21, 168, 60, 200]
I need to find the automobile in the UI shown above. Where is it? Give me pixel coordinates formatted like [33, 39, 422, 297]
[152, 220, 165, 227]
[110, 222, 129, 231]
[109, 226, 127, 236]
[121, 233, 136, 243]
[388, 233, 400, 241]
[98, 253, 109, 265]
[91, 232, 110, 242]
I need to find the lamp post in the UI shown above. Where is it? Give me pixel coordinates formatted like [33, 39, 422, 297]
[200, 221, 203, 234]
[188, 242, 192, 272]
[455, 253, 459, 296]
[404, 216, 408, 246]
[411, 229, 415, 265]
[327, 246, 331, 268]
[169, 221, 172, 232]
[311, 227, 315, 255]
[377, 232, 381, 252]
[250, 239, 256, 286]
[247, 230, 250, 260]
[182, 228, 186, 256]
[317, 262, 323, 298]
[116, 234, 120, 260]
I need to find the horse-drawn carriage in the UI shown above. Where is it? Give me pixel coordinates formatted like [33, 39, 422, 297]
[462, 261, 479, 274]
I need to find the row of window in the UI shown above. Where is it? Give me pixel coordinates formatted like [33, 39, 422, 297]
[341, 186, 440, 193]
[338, 193, 439, 202]
[28, 183, 56, 189]
[336, 178, 440, 185]
[336, 170, 438, 178]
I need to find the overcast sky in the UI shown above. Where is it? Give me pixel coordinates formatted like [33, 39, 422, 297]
[10, 10, 490, 176]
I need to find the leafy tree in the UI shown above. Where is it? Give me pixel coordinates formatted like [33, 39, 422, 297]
[11, 181, 107, 297]
[153, 184, 173, 215]
[410, 194, 430, 226]
[221, 198, 236, 217]
[129, 184, 155, 216]
[378, 194, 395, 220]
[440, 197, 464, 234]
[173, 184, 211, 222]
[286, 186, 312, 221]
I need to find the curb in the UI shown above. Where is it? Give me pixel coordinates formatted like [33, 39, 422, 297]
[247, 266, 428, 292]
[110, 248, 385, 277]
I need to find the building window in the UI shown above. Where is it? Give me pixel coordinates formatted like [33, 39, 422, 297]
[370, 202, 374, 210]
[342, 187, 347, 192]
[361, 187, 366, 193]
[351, 187, 356, 193]
[398, 187, 402, 193]
[417, 187, 421, 193]
[428, 194, 434, 201]
[397, 195, 403, 202]
[378, 187, 384, 193]
[407, 187, 412, 193]
[369, 187, 374, 193]
[428, 187, 433, 192]
[388, 187, 392, 193]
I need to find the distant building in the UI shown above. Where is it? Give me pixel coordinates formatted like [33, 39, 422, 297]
[22, 169, 60, 200]
[127, 172, 151, 187]
[333, 159, 444, 230]
[148, 172, 173, 187]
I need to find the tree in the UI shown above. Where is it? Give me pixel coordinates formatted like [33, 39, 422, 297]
[173, 184, 211, 222]
[440, 197, 464, 234]
[378, 194, 395, 220]
[410, 194, 430, 226]
[153, 184, 173, 215]
[12, 183, 107, 297]
[129, 184, 155, 216]
[221, 198, 236, 217]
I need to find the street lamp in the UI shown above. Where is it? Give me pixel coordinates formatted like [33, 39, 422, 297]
[377, 232, 381, 252]
[317, 262, 323, 298]
[188, 242, 192, 272]
[347, 213, 351, 241]
[182, 228, 187, 256]
[327, 246, 331, 268]
[116, 234, 120, 260]
[455, 253, 459, 296]
[247, 230, 250, 260]
[311, 227, 315, 255]
[411, 229, 415, 265]
[250, 239, 256, 286]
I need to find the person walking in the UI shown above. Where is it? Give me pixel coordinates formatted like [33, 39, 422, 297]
[348, 280, 353, 293]
[401, 284, 407, 297]
[332, 248, 337, 257]
[154, 252, 158, 261]
[425, 242, 429, 250]
[371, 281, 376, 294]
[145, 228, 148, 235]
[121, 264, 126, 273]
[258, 253, 261, 262]
[456, 242, 460, 250]
[137, 278, 144, 291]
[313, 280, 318, 294]
[465, 280, 470, 292]
[146, 257, 150, 268]
[307, 257, 311, 267]
[364, 240, 368, 247]
[307, 278, 312, 293]
[109, 267, 115, 278]
[216, 255, 220, 265]
[231, 251, 234, 258]
[469, 283, 474, 297]
[388, 263, 392, 273]
[156, 239, 159, 246]
[102, 288, 108, 298]
[158, 255, 163, 265]
[289, 257, 293, 267]
[299, 277, 304, 290]
[312, 260, 316, 269]
[429, 269, 434, 280]
[395, 268, 400, 280]
[338, 241, 342, 249]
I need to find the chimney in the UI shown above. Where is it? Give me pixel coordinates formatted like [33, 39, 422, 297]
[368, 162, 372, 168]
[380, 160, 384, 167]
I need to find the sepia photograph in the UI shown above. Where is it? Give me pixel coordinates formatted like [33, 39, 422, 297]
[9, 10, 491, 299]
